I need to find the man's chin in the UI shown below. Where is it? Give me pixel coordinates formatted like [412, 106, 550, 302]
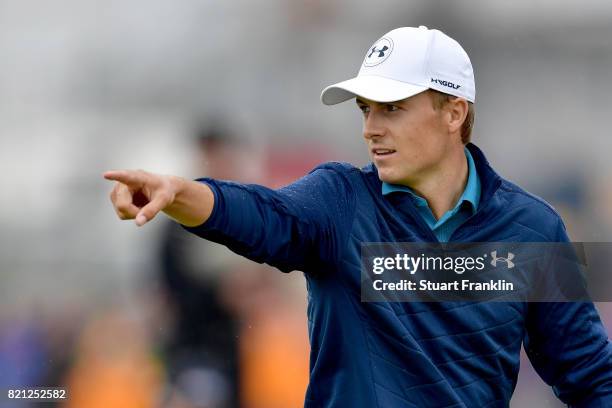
[378, 171, 417, 187]
[375, 162, 405, 183]
[377, 172, 399, 185]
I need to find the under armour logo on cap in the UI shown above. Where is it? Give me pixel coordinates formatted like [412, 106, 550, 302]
[363, 37, 393, 67]
[368, 45, 388, 58]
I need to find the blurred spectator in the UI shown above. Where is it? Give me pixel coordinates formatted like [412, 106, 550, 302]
[157, 125, 328, 407]
[156, 123, 246, 408]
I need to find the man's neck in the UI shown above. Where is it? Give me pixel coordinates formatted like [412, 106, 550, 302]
[405, 147, 469, 220]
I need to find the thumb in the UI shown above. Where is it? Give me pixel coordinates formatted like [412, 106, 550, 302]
[135, 213, 148, 227]
[134, 193, 171, 227]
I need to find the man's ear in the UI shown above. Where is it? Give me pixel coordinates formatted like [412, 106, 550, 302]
[446, 98, 469, 135]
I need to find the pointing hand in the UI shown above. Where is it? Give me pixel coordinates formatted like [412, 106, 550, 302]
[103, 170, 177, 227]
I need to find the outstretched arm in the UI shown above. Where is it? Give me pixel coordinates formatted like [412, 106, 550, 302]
[103, 169, 214, 227]
[103, 163, 357, 273]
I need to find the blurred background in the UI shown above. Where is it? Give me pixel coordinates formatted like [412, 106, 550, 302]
[1, 0, 611, 407]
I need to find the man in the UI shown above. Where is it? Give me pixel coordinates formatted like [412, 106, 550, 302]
[157, 123, 242, 408]
[105, 27, 612, 407]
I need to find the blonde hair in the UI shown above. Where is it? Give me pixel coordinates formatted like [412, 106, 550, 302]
[429, 90, 475, 144]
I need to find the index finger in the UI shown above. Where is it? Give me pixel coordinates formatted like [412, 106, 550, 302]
[103, 170, 146, 186]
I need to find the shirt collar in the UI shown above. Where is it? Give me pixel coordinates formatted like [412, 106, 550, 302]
[381, 147, 481, 214]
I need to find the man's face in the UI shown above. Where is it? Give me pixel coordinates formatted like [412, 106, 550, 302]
[357, 90, 457, 186]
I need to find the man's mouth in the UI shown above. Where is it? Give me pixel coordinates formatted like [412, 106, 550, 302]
[372, 148, 397, 158]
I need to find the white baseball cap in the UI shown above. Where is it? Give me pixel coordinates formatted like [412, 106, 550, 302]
[320, 26, 475, 105]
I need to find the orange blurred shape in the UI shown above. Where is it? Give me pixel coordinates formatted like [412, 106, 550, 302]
[240, 305, 310, 408]
[62, 308, 164, 408]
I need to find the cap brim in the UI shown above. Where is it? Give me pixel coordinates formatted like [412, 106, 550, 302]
[320, 75, 428, 105]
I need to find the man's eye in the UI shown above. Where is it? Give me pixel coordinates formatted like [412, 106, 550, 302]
[386, 104, 399, 112]
[358, 105, 370, 114]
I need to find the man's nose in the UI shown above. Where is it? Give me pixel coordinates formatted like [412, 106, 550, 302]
[363, 111, 386, 140]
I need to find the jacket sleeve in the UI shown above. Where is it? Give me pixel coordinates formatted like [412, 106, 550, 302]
[524, 218, 612, 407]
[181, 163, 357, 273]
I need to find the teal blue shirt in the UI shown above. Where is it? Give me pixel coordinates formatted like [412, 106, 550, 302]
[382, 147, 481, 242]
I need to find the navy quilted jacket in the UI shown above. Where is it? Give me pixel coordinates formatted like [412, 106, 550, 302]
[185, 143, 612, 407]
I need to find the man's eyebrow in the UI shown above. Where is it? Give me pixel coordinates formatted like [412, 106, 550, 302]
[355, 98, 367, 105]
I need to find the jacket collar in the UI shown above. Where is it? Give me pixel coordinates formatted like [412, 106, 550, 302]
[381, 146, 481, 214]
[464, 142, 502, 205]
